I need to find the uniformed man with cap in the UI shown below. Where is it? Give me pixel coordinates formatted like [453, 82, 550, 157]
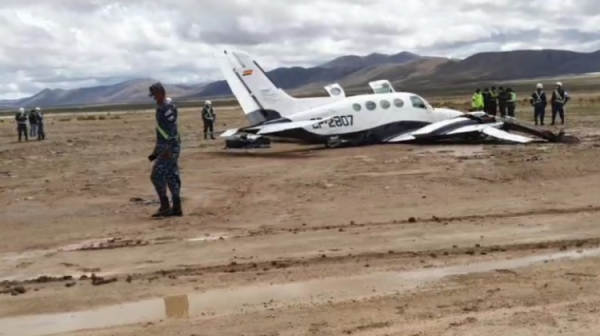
[530, 83, 547, 125]
[15, 107, 28, 142]
[550, 82, 570, 126]
[147, 82, 183, 217]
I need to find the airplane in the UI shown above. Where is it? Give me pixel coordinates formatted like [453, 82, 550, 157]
[213, 49, 578, 149]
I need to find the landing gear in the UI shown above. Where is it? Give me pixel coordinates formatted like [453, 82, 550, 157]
[224, 134, 271, 149]
[325, 136, 343, 148]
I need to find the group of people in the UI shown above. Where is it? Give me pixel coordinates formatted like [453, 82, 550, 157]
[528, 82, 570, 126]
[15, 107, 46, 142]
[471, 86, 517, 117]
[471, 82, 570, 126]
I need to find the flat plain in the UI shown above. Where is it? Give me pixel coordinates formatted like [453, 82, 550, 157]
[1, 97, 600, 336]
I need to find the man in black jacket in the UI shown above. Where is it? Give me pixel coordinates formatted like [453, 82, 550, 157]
[15, 108, 28, 142]
[202, 100, 216, 140]
[497, 86, 507, 117]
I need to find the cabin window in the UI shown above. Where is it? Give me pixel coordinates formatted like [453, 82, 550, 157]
[352, 103, 361, 111]
[393, 98, 404, 108]
[410, 95, 427, 109]
[380, 100, 390, 109]
[365, 101, 376, 111]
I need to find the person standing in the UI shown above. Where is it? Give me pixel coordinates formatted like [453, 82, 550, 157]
[29, 109, 38, 138]
[506, 88, 517, 117]
[15, 108, 28, 142]
[36, 107, 46, 140]
[489, 86, 498, 116]
[147, 82, 183, 217]
[471, 89, 484, 111]
[497, 86, 507, 117]
[202, 100, 216, 139]
[482, 87, 491, 114]
[529, 84, 547, 125]
[551, 82, 570, 126]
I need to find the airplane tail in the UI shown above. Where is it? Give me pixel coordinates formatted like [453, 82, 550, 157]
[213, 49, 342, 126]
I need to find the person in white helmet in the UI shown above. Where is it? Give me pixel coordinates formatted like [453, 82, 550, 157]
[529, 83, 547, 125]
[15, 107, 28, 141]
[550, 82, 569, 126]
[201, 100, 216, 140]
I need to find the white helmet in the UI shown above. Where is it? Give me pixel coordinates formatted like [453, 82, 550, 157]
[205, 100, 211, 105]
[536, 83, 543, 89]
[35, 107, 40, 111]
[18, 107, 24, 113]
[556, 81, 562, 87]
[165, 97, 172, 103]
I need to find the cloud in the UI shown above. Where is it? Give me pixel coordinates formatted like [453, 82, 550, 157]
[1, 0, 599, 99]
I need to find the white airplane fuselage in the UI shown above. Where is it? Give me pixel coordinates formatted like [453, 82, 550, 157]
[280, 92, 464, 138]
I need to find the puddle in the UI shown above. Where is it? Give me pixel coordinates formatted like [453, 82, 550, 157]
[349, 168, 439, 177]
[187, 234, 230, 242]
[414, 145, 486, 158]
[2, 247, 599, 336]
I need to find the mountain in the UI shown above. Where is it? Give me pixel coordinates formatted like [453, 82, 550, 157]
[0, 79, 209, 109]
[2, 48, 600, 109]
[417, 49, 600, 84]
[319, 51, 422, 68]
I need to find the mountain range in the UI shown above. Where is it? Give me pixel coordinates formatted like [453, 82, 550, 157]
[2, 48, 600, 109]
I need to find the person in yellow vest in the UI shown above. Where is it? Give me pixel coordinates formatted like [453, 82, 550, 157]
[529, 83, 547, 125]
[550, 82, 570, 126]
[505, 88, 517, 117]
[471, 89, 484, 111]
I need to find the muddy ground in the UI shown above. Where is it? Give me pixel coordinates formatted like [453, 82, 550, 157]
[1, 104, 600, 336]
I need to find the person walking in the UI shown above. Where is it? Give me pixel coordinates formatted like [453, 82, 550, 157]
[147, 82, 183, 217]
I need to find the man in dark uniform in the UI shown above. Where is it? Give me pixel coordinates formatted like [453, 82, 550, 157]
[28, 109, 38, 138]
[489, 86, 498, 116]
[15, 108, 28, 142]
[530, 83, 547, 125]
[497, 86, 507, 117]
[550, 81, 570, 126]
[202, 100, 216, 139]
[36, 107, 46, 140]
[482, 87, 491, 114]
[147, 82, 183, 217]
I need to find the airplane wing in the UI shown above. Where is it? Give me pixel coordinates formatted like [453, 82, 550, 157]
[386, 117, 535, 144]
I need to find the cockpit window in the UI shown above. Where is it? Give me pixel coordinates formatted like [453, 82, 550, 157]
[410, 95, 427, 109]
[393, 98, 404, 108]
[380, 100, 390, 109]
[352, 103, 361, 111]
[365, 101, 376, 111]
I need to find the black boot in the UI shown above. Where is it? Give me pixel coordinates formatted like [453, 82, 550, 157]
[170, 196, 183, 217]
[152, 196, 171, 218]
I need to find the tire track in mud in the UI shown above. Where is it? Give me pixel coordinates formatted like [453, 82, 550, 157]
[247, 205, 600, 237]
[5, 236, 599, 288]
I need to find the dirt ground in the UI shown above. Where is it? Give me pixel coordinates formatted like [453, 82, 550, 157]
[2, 103, 600, 336]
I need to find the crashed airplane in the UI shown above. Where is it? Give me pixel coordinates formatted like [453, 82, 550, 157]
[213, 49, 579, 149]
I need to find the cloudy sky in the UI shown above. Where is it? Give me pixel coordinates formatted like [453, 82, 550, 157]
[1, 0, 600, 99]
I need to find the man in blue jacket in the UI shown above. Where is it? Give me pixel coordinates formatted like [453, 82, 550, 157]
[147, 82, 183, 217]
